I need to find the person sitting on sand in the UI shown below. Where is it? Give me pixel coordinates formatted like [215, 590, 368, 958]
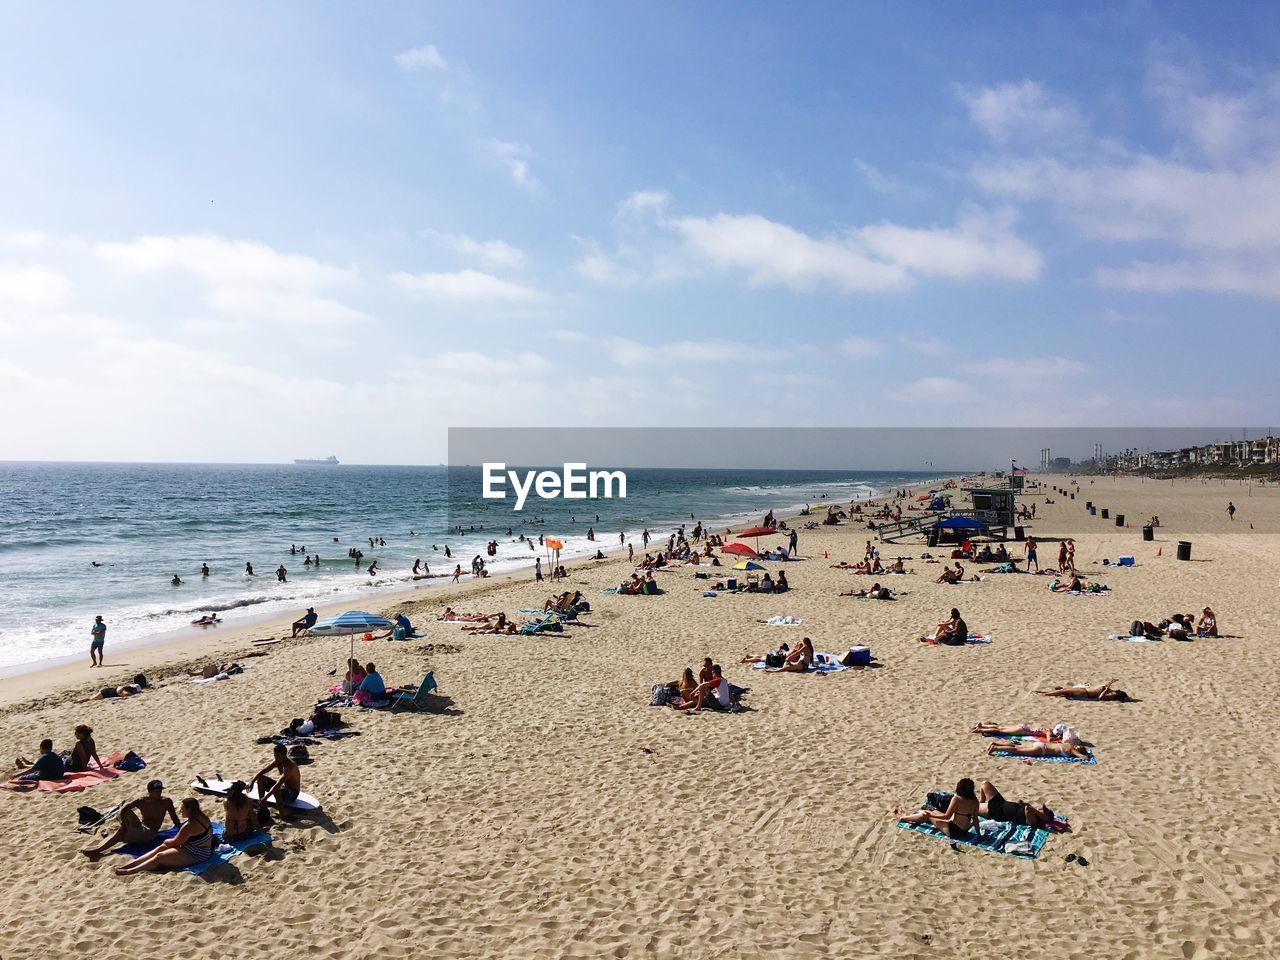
[354, 662, 386, 705]
[343, 658, 366, 694]
[888, 558, 907, 574]
[68, 724, 104, 773]
[986, 737, 1092, 760]
[114, 797, 214, 876]
[82, 779, 180, 860]
[223, 780, 260, 842]
[740, 637, 814, 672]
[1051, 575, 1085, 593]
[1197, 607, 1218, 638]
[672, 663, 739, 712]
[936, 562, 964, 584]
[775, 570, 789, 592]
[1036, 680, 1129, 701]
[247, 744, 302, 817]
[920, 608, 967, 645]
[667, 667, 699, 710]
[291, 607, 318, 638]
[977, 779, 1053, 830]
[14, 739, 64, 782]
[894, 777, 980, 839]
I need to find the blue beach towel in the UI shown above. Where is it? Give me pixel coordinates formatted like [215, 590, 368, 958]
[896, 819, 1050, 859]
[113, 823, 272, 874]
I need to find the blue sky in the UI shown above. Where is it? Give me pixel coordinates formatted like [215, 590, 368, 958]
[2, 2, 1278, 462]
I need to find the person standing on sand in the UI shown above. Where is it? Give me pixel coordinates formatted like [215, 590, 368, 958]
[789, 529, 798, 555]
[535, 558, 543, 582]
[90, 615, 106, 667]
[1025, 536, 1038, 572]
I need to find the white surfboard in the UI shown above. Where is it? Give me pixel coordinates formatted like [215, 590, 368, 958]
[190, 777, 322, 812]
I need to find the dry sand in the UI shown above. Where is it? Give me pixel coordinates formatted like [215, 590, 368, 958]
[1, 476, 1278, 959]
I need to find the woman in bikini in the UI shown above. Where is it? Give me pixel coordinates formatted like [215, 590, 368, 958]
[1197, 607, 1218, 638]
[986, 738, 1092, 760]
[1036, 680, 1129, 701]
[895, 777, 980, 839]
[667, 668, 698, 709]
[114, 797, 215, 875]
[223, 782, 259, 843]
[68, 724, 104, 773]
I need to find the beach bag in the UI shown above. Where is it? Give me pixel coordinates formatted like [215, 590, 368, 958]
[114, 752, 147, 772]
[77, 805, 104, 826]
[764, 652, 785, 668]
[649, 683, 671, 707]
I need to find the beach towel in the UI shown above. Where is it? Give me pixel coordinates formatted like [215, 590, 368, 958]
[751, 652, 849, 673]
[191, 666, 250, 684]
[989, 734, 1097, 764]
[760, 615, 802, 626]
[896, 818, 1050, 859]
[1108, 633, 1161, 643]
[4, 753, 153, 793]
[113, 823, 272, 875]
[924, 633, 992, 645]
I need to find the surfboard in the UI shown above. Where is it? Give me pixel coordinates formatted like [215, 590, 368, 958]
[251, 637, 281, 646]
[190, 777, 321, 812]
[191, 617, 222, 626]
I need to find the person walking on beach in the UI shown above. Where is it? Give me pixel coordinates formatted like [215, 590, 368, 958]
[89, 615, 106, 667]
[535, 558, 543, 582]
[1025, 536, 1038, 572]
[452, 564, 462, 583]
[1227, 501, 1236, 521]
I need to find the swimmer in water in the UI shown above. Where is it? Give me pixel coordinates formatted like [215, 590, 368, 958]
[171, 574, 183, 586]
[201, 563, 210, 577]
[245, 562, 254, 576]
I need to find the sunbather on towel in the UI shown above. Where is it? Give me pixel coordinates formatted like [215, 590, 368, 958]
[247, 744, 302, 815]
[970, 722, 1082, 745]
[439, 608, 494, 622]
[68, 724, 105, 772]
[740, 637, 813, 672]
[840, 581, 893, 599]
[114, 797, 215, 875]
[1037, 680, 1129, 701]
[90, 683, 144, 700]
[895, 777, 980, 839]
[82, 779, 180, 859]
[13, 738, 64, 782]
[986, 738, 1091, 760]
[464, 612, 509, 632]
[977, 780, 1053, 830]
[223, 780, 260, 842]
[1051, 576, 1085, 593]
[919, 609, 967, 645]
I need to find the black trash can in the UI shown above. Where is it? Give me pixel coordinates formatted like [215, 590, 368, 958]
[1013, 525, 1025, 542]
[1101, 508, 1109, 519]
[1086, 501, 1092, 510]
[1142, 526, 1154, 541]
[1089, 506, 1096, 516]
[1115, 514, 1124, 527]
[1177, 541, 1192, 561]
[927, 529, 939, 548]
[1070, 493, 1075, 500]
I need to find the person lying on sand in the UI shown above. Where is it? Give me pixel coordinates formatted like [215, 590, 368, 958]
[114, 797, 214, 876]
[1051, 576, 1085, 593]
[188, 662, 241, 679]
[246, 744, 302, 817]
[463, 612, 509, 632]
[740, 637, 813, 672]
[986, 738, 1092, 760]
[68, 724, 104, 772]
[977, 779, 1054, 830]
[894, 777, 980, 839]
[90, 683, 144, 701]
[1036, 680, 1129, 701]
[970, 722, 1081, 744]
[438, 608, 494, 622]
[840, 582, 893, 599]
[222, 780, 260, 842]
[14, 739, 64, 782]
[919, 608, 967, 645]
[82, 779, 180, 860]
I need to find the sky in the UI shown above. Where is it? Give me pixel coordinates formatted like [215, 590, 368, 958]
[2, 1, 1278, 463]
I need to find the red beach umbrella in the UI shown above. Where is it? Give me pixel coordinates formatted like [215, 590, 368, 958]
[735, 525, 778, 551]
[720, 542, 759, 558]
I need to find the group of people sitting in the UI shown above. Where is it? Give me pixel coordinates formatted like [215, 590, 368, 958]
[660, 658, 747, 712]
[342, 659, 388, 703]
[13, 724, 104, 782]
[710, 570, 789, 593]
[935, 562, 972, 584]
[1127, 608, 1217, 639]
[740, 637, 815, 672]
[614, 573, 661, 595]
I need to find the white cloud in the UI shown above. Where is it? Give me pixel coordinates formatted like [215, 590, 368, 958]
[839, 336, 881, 358]
[0, 263, 71, 311]
[489, 140, 540, 192]
[424, 230, 527, 270]
[205, 287, 370, 327]
[395, 44, 448, 72]
[961, 356, 1086, 381]
[604, 337, 776, 368]
[956, 80, 1087, 145]
[1145, 58, 1280, 163]
[900, 336, 948, 355]
[94, 234, 355, 289]
[391, 268, 543, 302]
[1095, 258, 1280, 300]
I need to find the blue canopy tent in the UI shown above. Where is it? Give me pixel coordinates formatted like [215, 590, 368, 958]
[932, 516, 988, 530]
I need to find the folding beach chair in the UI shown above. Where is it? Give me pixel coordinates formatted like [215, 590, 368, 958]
[390, 671, 439, 712]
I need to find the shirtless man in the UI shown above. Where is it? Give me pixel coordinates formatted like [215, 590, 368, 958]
[81, 779, 180, 860]
[1036, 680, 1129, 701]
[247, 744, 302, 819]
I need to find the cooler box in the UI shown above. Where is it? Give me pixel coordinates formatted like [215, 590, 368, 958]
[845, 645, 871, 666]
[1118, 555, 1135, 566]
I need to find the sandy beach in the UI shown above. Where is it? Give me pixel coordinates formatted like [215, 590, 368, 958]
[2, 475, 1278, 959]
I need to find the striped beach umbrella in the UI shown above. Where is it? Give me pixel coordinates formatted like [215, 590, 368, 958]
[308, 611, 393, 635]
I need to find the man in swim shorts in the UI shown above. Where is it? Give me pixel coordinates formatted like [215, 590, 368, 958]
[248, 744, 302, 816]
[90, 615, 106, 667]
[81, 779, 180, 859]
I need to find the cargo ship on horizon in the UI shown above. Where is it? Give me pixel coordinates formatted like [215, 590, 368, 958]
[293, 455, 340, 465]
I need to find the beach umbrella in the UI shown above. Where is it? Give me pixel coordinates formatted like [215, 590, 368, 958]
[733, 560, 765, 570]
[720, 542, 759, 558]
[309, 610, 394, 665]
[735, 525, 778, 551]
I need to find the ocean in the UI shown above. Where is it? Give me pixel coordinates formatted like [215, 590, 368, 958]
[0, 462, 942, 672]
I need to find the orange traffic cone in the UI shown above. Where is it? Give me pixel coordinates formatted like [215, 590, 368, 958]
[1156, 547, 1162, 557]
